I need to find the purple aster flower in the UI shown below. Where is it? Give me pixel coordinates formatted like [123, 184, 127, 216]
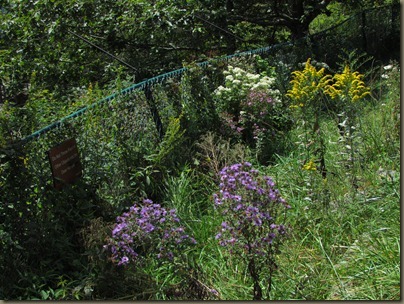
[233, 194, 242, 201]
[228, 237, 236, 245]
[252, 217, 262, 227]
[234, 203, 244, 211]
[143, 199, 153, 204]
[105, 198, 196, 266]
[118, 256, 129, 266]
[210, 289, 219, 296]
[166, 251, 174, 261]
[144, 223, 155, 233]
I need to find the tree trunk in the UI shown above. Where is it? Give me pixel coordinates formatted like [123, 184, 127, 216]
[289, 22, 310, 40]
[288, 0, 306, 39]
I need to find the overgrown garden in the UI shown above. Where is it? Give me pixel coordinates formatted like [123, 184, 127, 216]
[0, 1, 400, 300]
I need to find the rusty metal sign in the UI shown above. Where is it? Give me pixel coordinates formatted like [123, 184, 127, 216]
[48, 138, 82, 189]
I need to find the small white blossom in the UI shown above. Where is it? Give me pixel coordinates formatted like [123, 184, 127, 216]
[260, 76, 275, 85]
[383, 64, 393, 70]
[215, 85, 225, 93]
[246, 73, 260, 81]
[268, 89, 281, 95]
[257, 81, 271, 89]
[233, 67, 244, 74]
[225, 75, 234, 81]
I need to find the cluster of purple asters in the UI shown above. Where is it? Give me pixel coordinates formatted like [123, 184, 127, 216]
[105, 199, 196, 266]
[213, 162, 290, 256]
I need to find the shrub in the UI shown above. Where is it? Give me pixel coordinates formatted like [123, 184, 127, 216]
[215, 65, 281, 121]
[214, 64, 291, 162]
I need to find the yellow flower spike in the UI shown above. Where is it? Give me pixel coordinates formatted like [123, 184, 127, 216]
[302, 160, 317, 171]
[286, 58, 332, 108]
[325, 65, 370, 102]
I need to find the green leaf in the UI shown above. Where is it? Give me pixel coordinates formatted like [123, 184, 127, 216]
[40, 290, 49, 300]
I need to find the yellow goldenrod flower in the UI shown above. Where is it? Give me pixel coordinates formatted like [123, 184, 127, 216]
[325, 65, 370, 102]
[302, 159, 317, 171]
[286, 58, 331, 108]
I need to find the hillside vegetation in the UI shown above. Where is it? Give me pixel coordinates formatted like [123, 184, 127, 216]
[0, 1, 400, 300]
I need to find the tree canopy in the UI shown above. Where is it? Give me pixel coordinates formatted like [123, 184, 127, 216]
[0, 0, 396, 104]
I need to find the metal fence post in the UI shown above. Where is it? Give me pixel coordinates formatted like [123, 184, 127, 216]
[144, 84, 164, 140]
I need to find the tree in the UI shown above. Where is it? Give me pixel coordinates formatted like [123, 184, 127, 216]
[225, 0, 333, 40]
[0, 0, 391, 106]
[0, 0, 221, 102]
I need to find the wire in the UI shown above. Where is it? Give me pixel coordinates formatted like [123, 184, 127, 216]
[68, 30, 138, 72]
[194, 14, 246, 43]
[14, 4, 396, 145]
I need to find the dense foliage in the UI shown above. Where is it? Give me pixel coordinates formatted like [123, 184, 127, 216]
[0, 1, 400, 300]
[0, 0, 398, 103]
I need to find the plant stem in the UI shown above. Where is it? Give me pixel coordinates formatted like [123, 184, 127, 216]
[248, 257, 262, 300]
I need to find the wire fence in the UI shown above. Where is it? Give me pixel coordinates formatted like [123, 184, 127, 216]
[1, 3, 399, 206]
[17, 3, 399, 145]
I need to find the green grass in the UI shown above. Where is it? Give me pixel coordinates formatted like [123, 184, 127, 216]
[267, 94, 399, 300]
[155, 84, 400, 300]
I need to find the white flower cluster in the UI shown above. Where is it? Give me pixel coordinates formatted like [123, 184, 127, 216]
[381, 64, 399, 80]
[214, 65, 280, 102]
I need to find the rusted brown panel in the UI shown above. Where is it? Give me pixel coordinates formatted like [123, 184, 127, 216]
[48, 138, 82, 190]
